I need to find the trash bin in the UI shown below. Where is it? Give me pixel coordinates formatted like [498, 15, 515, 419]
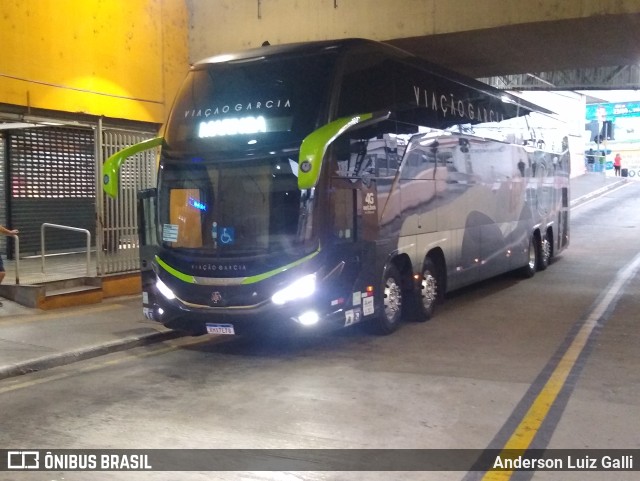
[621, 168, 628, 177]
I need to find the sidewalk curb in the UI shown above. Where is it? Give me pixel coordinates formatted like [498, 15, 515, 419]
[569, 178, 627, 208]
[0, 330, 183, 381]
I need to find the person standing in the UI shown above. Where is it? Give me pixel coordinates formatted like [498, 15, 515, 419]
[614, 153, 622, 176]
[586, 148, 595, 172]
[0, 225, 19, 307]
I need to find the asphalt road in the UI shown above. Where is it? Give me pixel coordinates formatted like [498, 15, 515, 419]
[1, 181, 639, 481]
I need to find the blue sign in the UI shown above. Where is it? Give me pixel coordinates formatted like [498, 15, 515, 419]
[188, 197, 207, 211]
[218, 227, 235, 245]
[586, 101, 640, 120]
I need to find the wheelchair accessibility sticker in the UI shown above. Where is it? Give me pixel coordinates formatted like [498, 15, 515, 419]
[219, 228, 235, 245]
[212, 222, 235, 245]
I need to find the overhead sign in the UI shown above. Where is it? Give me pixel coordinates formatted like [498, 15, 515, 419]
[586, 102, 640, 120]
[198, 115, 267, 138]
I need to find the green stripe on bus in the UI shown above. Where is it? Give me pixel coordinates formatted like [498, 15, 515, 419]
[155, 246, 320, 285]
[155, 255, 196, 284]
[240, 247, 321, 284]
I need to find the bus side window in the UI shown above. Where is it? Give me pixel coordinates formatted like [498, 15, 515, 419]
[376, 134, 401, 177]
[400, 140, 436, 180]
[169, 188, 204, 248]
[333, 133, 399, 180]
[332, 188, 356, 242]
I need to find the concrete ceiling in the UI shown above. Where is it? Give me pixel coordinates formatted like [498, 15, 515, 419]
[386, 13, 640, 79]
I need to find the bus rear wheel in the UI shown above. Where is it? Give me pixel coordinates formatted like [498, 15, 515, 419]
[538, 231, 552, 270]
[371, 264, 404, 335]
[519, 233, 539, 278]
[415, 258, 439, 322]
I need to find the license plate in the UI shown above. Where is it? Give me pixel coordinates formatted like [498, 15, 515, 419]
[206, 323, 235, 335]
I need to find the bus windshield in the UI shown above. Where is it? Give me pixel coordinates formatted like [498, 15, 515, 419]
[157, 156, 317, 259]
[164, 51, 338, 153]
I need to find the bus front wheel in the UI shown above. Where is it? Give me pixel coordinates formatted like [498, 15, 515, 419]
[371, 264, 404, 335]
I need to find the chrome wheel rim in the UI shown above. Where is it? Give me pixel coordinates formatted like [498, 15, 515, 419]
[528, 237, 537, 270]
[383, 277, 402, 321]
[541, 236, 551, 265]
[421, 271, 437, 311]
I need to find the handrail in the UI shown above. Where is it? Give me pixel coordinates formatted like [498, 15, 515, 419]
[13, 235, 20, 285]
[41, 223, 91, 277]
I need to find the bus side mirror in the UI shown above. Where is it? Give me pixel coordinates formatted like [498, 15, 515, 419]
[298, 111, 390, 190]
[103, 137, 163, 198]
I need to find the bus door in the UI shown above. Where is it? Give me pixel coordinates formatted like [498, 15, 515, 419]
[301, 111, 396, 308]
[328, 134, 388, 301]
[137, 188, 160, 320]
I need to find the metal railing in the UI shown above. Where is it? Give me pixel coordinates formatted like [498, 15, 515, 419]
[13, 235, 20, 285]
[41, 223, 91, 277]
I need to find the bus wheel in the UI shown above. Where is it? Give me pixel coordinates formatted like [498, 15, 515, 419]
[372, 264, 404, 335]
[519, 233, 539, 278]
[416, 258, 438, 322]
[538, 231, 552, 271]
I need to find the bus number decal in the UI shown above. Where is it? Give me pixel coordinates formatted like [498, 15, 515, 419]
[162, 224, 179, 242]
[352, 291, 362, 306]
[345, 309, 355, 326]
[363, 192, 377, 214]
[345, 309, 362, 326]
[363, 296, 375, 316]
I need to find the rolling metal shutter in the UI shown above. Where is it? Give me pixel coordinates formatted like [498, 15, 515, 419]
[0, 134, 5, 256]
[9, 127, 96, 255]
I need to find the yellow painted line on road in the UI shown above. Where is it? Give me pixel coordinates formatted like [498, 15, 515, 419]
[482, 319, 596, 480]
[0, 303, 124, 325]
[481, 251, 640, 480]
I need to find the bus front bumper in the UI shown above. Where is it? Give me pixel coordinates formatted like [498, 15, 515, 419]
[151, 294, 352, 336]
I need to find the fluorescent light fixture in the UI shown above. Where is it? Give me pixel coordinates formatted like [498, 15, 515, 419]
[156, 279, 176, 300]
[271, 274, 316, 305]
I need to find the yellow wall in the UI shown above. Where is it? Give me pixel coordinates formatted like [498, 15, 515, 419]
[0, 0, 189, 124]
[186, 0, 640, 62]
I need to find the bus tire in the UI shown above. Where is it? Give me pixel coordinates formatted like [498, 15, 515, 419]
[371, 264, 404, 335]
[538, 230, 552, 271]
[519, 233, 539, 278]
[415, 258, 439, 322]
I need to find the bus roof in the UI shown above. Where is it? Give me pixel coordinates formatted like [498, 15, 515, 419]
[193, 38, 553, 117]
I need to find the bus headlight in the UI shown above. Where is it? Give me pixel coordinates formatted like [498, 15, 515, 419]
[271, 274, 316, 305]
[156, 278, 176, 300]
[298, 310, 319, 326]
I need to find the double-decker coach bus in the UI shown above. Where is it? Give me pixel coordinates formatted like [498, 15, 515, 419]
[104, 38, 570, 336]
